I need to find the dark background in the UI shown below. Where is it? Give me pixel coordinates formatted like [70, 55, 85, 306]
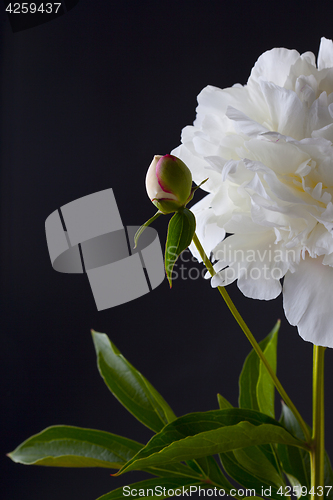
[1, 1, 333, 499]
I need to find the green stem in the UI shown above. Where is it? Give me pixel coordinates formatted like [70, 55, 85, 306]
[192, 232, 311, 444]
[310, 345, 325, 498]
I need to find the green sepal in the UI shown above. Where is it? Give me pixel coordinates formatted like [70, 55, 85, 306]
[186, 178, 209, 204]
[134, 211, 162, 248]
[92, 331, 176, 433]
[164, 208, 196, 287]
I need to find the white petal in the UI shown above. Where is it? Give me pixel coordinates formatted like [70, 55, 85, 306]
[204, 156, 228, 174]
[311, 122, 333, 141]
[211, 263, 239, 287]
[284, 54, 317, 91]
[219, 159, 239, 181]
[188, 195, 226, 262]
[315, 202, 333, 232]
[304, 223, 333, 258]
[283, 255, 333, 347]
[249, 48, 300, 88]
[243, 137, 310, 175]
[318, 37, 333, 70]
[192, 134, 220, 157]
[223, 214, 268, 234]
[213, 231, 288, 300]
[318, 68, 333, 95]
[307, 92, 333, 136]
[225, 106, 268, 137]
[209, 182, 236, 218]
[295, 75, 317, 106]
[196, 85, 254, 121]
[260, 81, 306, 139]
[301, 51, 316, 66]
[237, 267, 282, 300]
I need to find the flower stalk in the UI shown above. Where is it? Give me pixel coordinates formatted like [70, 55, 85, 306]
[310, 345, 326, 497]
[192, 231, 312, 444]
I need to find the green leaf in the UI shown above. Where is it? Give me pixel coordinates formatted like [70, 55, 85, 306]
[8, 425, 143, 468]
[277, 402, 310, 493]
[257, 323, 279, 418]
[8, 424, 197, 480]
[143, 462, 203, 480]
[220, 450, 275, 497]
[198, 456, 235, 490]
[92, 331, 176, 433]
[164, 208, 195, 287]
[217, 394, 233, 409]
[116, 409, 308, 475]
[220, 446, 285, 499]
[235, 324, 283, 493]
[239, 321, 280, 418]
[96, 478, 204, 500]
[186, 455, 234, 490]
[134, 211, 162, 248]
[324, 455, 333, 500]
[218, 389, 285, 495]
[277, 402, 333, 500]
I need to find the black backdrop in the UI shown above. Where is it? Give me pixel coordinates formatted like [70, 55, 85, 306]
[1, 1, 333, 499]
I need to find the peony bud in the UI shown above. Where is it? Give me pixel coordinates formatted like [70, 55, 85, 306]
[145, 154, 192, 214]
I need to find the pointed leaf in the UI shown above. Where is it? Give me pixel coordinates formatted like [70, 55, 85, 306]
[277, 402, 310, 491]
[165, 208, 195, 287]
[218, 390, 285, 495]
[220, 445, 285, 499]
[217, 394, 233, 409]
[257, 322, 279, 418]
[116, 409, 308, 474]
[220, 450, 282, 499]
[92, 331, 176, 432]
[277, 402, 333, 499]
[8, 425, 143, 468]
[143, 462, 202, 479]
[239, 321, 280, 418]
[8, 425, 197, 480]
[196, 455, 235, 489]
[324, 455, 333, 500]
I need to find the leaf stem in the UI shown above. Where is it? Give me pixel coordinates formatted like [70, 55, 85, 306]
[192, 232, 312, 444]
[310, 345, 325, 498]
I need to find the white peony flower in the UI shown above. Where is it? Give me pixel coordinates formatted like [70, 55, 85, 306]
[172, 37, 333, 347]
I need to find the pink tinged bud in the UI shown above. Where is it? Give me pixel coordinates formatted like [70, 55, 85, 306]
[145, 154, 192, 214]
